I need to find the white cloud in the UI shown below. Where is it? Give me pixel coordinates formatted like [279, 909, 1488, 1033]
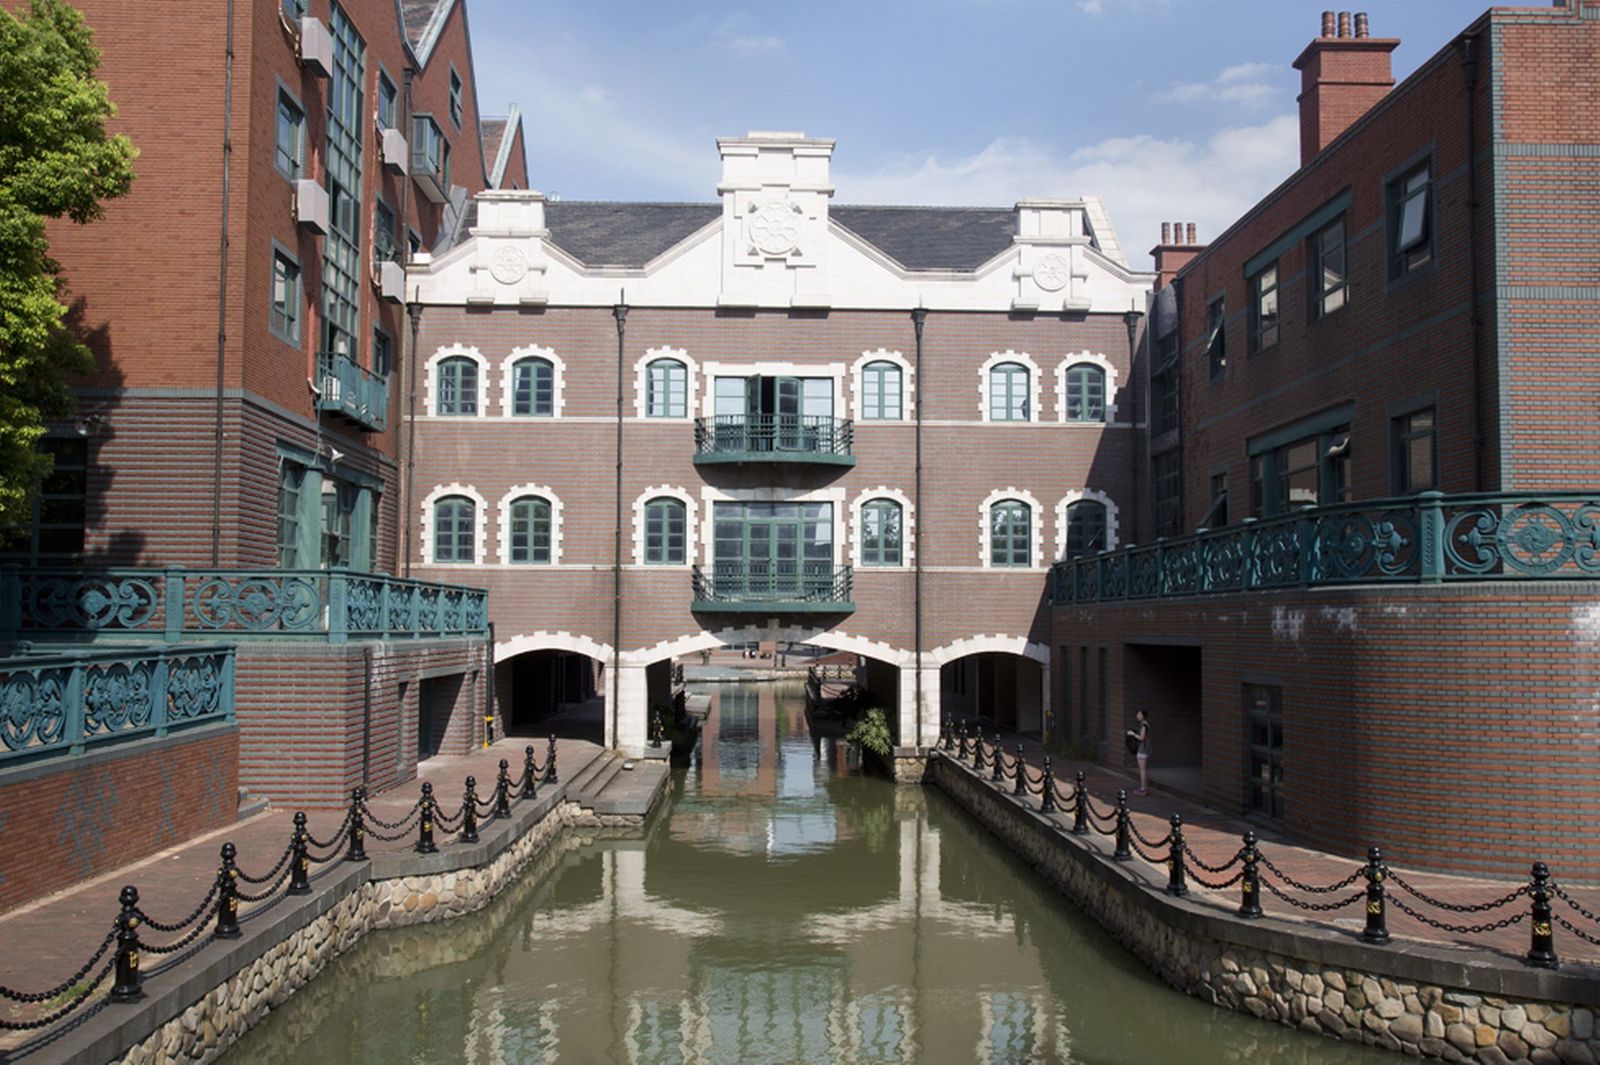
[578, 85, 611, 108]
[831, 115, 1300, 269]
[711, 23, 785, 57]
[1077, 0, 1104, 14]
[1157, 61, 1285, 107]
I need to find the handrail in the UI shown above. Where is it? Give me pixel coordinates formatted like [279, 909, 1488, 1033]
[315, 350, 389, 431]
[693, 414, 854, 458]
[691, 562, 854, 606]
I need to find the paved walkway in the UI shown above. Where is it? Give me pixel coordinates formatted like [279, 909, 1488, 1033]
[947, 728, 1600, 971]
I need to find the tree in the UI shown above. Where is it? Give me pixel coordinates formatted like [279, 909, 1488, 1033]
[0, 0, 135, 528]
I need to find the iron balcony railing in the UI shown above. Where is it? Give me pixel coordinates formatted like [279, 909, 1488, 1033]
[692, 414, 855, 465]
[2, 566, 489, 644]
[316, 350, 389, 432]
[1051, 490, 1600, 605]
[691, 562, 854, 612]
[0, 644, 235, 766]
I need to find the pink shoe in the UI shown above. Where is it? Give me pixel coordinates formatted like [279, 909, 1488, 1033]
[1134, 788, 1148, 796]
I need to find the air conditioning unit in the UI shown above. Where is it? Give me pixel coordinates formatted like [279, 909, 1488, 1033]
[380, 127, 409, 174]
[295, 179, 329, 234]
[375, 259, 405, 303]
[297, 16, 333, 77]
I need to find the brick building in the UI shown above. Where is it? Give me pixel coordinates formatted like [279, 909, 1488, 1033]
[1053, 4, 1600, 877]
[404, 131, 1154, 755]
[0, 0, 526, 907]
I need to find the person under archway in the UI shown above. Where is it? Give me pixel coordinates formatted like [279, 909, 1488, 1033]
[1127, 709, 1150, 795]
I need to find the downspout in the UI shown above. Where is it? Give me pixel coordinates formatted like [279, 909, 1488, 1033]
[1124, 306, 1144, 543]
[399, 68, 420, 577]
[484, 620, 496, 748]
[1459, 33, 1486, 491]
[210, 0, 236, 566]
[361, 646, 373, 786]
[911, 306, 926, 749]
[612, 296, 628, 750]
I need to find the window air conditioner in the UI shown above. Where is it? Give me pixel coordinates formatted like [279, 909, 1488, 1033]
[295, 179, 329, 234]
[298, 16, 334, 78]
[380, 127, 409, 174]
[375, 259, 405, 303]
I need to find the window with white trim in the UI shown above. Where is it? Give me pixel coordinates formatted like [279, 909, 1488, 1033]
[860, 361, 902, 421]
[508, 496, 552, 563]
[643, 497, 686, 564]
[989, 499, 1031, 567]
[433, 496, 476, 563]
[436, 356, 478, 415]
[1063, 364, 1105, 422]
[510, 357, 554, 417]
[989, 363, 1030, 422]
[646, 358, 687, 418]
[1064, 500, 1107, 559]
[860, 498, 903, 566]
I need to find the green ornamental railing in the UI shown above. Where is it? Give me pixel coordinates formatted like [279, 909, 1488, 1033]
[0, 644, 235, 766]
[693, 414, 854, 464]
[1051, 491, 1600, 605]
[691, 562, 854, 611]
[1, 566, 489, 644]
[316, 350, 389, 432]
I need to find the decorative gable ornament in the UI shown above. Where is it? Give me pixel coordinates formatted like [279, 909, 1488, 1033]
[746, 199, 804, 258]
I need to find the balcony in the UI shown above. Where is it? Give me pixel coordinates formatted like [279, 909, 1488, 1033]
[692, 415, 855, 467]
[2, 567, 489, 645]
[1050, 491, 1600, 606]
[316, 350, 389, 432]
[691, 562, 854, 613]
[411, 114, 450, 204]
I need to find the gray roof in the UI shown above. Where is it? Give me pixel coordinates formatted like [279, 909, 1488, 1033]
[538, 202, 1018, 271]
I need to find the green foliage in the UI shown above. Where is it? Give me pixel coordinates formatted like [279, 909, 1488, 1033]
[844, 706, 893, 758]
[0, 0, 136, 525]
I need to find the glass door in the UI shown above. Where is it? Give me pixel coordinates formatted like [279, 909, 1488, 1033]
[711, 502, 834, 600]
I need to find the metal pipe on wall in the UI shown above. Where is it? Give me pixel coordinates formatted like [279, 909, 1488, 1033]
[911, 305, 926, 749]
[612, 296, 628, 750]
[210, 0, 236, 565]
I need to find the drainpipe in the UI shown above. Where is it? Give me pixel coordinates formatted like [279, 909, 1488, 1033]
[1123, 306, 1144, 544]
[1459, 33, 1486, 491]
[911, 305, 926, 750]
[210, 0, 236, 566]
[484, 620, 496, 748]
[397, 66, 418, 574]
[612, 296, 628, 750]
[361, 645, 373, 786]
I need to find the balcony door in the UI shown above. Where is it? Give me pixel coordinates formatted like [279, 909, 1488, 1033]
[712, 502, 833, 598]
[713, 376, 832, 452]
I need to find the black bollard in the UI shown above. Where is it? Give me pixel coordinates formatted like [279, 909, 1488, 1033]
[1362, 846, 1389, 944]
[1112, 790, 1131, 861]
[109, 885, 144, 1003]
[495, 759, 512, 818]
[941, 719, 953, 752]
[1166, 814, 1188, 896]
[1040, 757, 1057, 813]
[346, 787, 368, 862]
[1013, 745, 1027, 797]
[461, 777, 480, 843]
[522, 745, 539, 800]
[415, 783, 438, 855]
[1072, 771, 1088, 835]
[992, 735, 1005, 782]
[215, 843, 241, 940]
[973, 732, 986, 772]
[288, 812, 311, 895]
[545, 735, 559, 784]
[1526, 862, 1558, 970]
[1238, 831, 1262, 919]
[958, 723, 969, 761]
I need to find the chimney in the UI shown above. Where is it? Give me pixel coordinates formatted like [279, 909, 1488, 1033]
[1150, 222, 1203, 291]
[1293, 11, 1398, 166]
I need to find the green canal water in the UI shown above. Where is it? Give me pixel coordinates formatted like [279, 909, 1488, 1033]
[228, 682, 1380, 1064]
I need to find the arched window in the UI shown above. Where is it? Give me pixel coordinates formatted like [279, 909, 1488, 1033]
[989, 499, 1031, 567]
[510, 357, 554, 417]
[861, 361, 902, 421]
[1064, 364, 1106, 422]
[1065, 500, 1108, 558]
[436, 356, 479, 416]
[508, 496, 552, 564]
[432, 496, 476, 563]
[861, 498, 903, 566]
[989, 363, 1030, 421]
[646, 358, 687, 418]
[643, 497, 686, 564]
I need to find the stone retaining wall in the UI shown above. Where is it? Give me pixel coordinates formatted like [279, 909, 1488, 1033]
[927, 754, 1600, 1065]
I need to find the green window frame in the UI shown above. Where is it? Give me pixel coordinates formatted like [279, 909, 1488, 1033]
[861, 360, 902, 420]
[376, 70, 397, 129]
[371, 328, 392, 378]
[1063, 364, 1105, 422]
[1206, 296, 1227, 378]
[1152, 449, 1182, 537]
[1392, 408, 1436, 494]
[1250, 262, 1279, 353]
[643, 497, 686, 565]
[0, 437, 88, 565]
[276, 461, 304, 568]
[374, 199, 398, 264]
[433, 496, 475, 563]
[270, 249, 300, 344]
[511, 357, 554, 417]
[646, 358, 687, 418]
[1390, 162, 1433, 277]
[860, 498, 902, 566]
[989, 499, 1031, 567]
[988, 363, 1030, 422]
[1064, 500, 1107, 559]
[275, 89, 303, 179]
[1311, 218, 1348, 317]
[509, 496, 552, 564]
[321, 4, 365, 358]
[436, 356, 478, 415]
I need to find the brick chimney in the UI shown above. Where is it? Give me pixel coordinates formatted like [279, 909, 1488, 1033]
[1150, 221, 1202, 291]
[1293, 11, 1398, 166]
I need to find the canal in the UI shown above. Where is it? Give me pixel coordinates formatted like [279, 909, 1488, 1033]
[228, 681, 1379, 1064]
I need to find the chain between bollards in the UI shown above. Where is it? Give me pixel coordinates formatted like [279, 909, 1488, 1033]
[346, 787, 368, 862]
[972, 731, 986, 772]
[460, 777, 480, 844]
[109, 886, 144, 1003]
[494, 759, 512, 819]
[1112, 790, 1132, 861]
[991, 734, 1004, 782]
[288, 812, 311, 895]
[1527, 862, 1558, 969]
[522, 745, 539, 800]
[215, 844, 241, 940]
[545, 734, 559, 784]
[1040, 757, 1057, 813]
[1166, 814, 1188, 896]
[1362, 845, 1389, 944]
[1238, 831, 1262, 918]
[1072, 771, 1088, 835]
[1013, 744, 1027, 797]
[957, 723, 969, 761]
[416, 783, 438, 854]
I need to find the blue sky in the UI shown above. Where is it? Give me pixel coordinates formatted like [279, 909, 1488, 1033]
[466, 1, 1490, 267]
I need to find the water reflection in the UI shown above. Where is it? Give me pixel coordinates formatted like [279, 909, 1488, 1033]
[228, 681, 1379, 1065]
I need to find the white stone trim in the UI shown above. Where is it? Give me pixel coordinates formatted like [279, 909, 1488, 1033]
[633, 347, 699, 420]
[850, 349, 914, 422]
[697, 485, 848, 567]
[699, 360, 848, 420]
[850, 487, 915, 570]
[499, 345, 567, 418]
[496, 483, 565, 565]
[494, 630, 613, 664]
[631, 486, 698, 567]
[624, 626, 912, 669]
[420, 482, 488, 565]
[926, 634, 1050, 668]
[1054, 351, 1120, 423]
[1054, 488, 1121, 561]
[979, 487, 1044, 570]
[423, 344, 489, 417]
[978, 350, 1042, 423]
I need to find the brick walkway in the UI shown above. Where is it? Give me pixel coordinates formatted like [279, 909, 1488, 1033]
[0, 737, 605, 1044]
[947, 731, 1600, 971]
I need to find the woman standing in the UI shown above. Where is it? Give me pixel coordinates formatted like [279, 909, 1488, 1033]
[1127, 709, 1150, 795]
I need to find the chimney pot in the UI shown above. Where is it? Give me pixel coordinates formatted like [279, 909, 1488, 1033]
[1295, 11, 1398, 166]
[1161, 222, 1171, 244]
[1186, 223, 1197, 244]
[1321, 10, 1335, 36]
[1354, 12, 1369, 37]
[1338, 11, 1351, 37]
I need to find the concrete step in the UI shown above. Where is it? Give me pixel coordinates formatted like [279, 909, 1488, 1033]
[237, 787, 269, 821]
[576, 755, 625, 802]
[588, 759, 670, 817]
[564, 750, 618, 798]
